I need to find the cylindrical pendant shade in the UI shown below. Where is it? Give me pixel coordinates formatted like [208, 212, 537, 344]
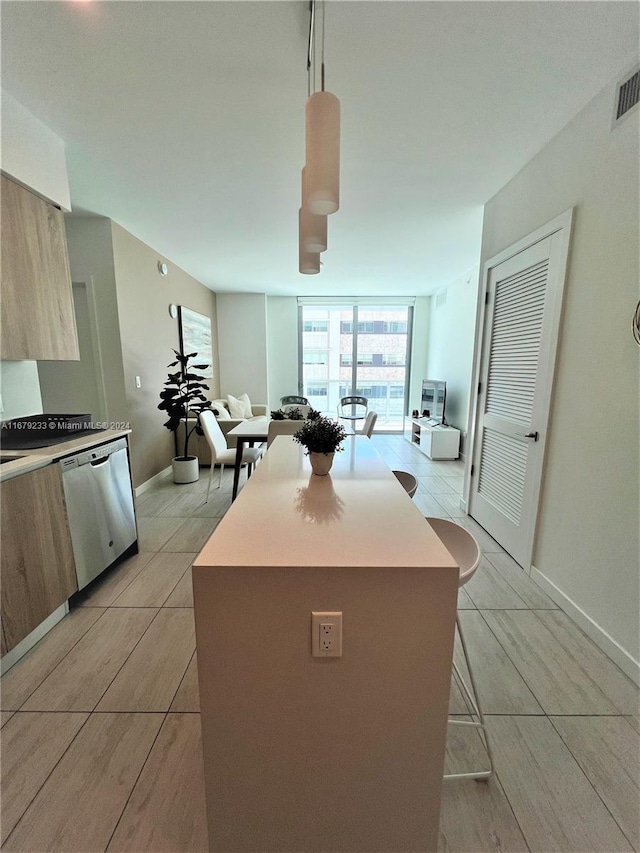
[299, 242, 320, 274]
[300, 170, 328, 253]
[305, 91, 340, 215]
[299, 210, 320, 275]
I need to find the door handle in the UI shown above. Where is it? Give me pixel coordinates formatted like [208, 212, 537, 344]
[516, 431, 539, 441]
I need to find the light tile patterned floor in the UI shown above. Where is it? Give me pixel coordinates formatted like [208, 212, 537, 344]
[1, 434, 638, 852]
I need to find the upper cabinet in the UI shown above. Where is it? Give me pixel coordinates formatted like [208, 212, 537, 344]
[1, 173, 79, 360]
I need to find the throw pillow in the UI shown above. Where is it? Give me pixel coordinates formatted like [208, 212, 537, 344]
[227, 393, 253, 419]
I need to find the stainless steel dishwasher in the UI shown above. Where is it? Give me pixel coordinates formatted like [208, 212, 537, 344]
[60, 437, 137, 590]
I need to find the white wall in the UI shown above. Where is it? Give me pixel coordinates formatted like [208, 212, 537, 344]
[61, 217, 128, 423]
[266, 297, 298, 410]
[408, 296, 431, 414]
[479, 74, 639, 677]
[427, 268, 479, 451]
[0, 90, 71, 210]
[0, 362, 43, 421]
[216, 293, 269, 404]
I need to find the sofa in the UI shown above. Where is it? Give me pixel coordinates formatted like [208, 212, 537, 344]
[178, 400, 269, 465]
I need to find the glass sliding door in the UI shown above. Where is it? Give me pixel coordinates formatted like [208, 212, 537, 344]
[300, 306, 353, 415]
[299, 303, 412, 431]
[352, 306, 410, 430]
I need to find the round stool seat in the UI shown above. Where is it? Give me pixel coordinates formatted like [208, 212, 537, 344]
[392, 470, 418, 499]
[425, 516, 480, 586]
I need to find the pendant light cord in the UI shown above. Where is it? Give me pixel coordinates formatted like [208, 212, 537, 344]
[321, 0, 326, 92]
[307, 0, 316, 96]
[308, 0, 327, 94]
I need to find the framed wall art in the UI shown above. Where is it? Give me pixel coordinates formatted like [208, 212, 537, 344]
[178, 306, 213, 378]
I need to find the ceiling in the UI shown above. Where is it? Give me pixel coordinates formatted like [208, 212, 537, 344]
[2, 1, 638, 296]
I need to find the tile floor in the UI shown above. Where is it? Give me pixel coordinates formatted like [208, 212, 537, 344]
[1, 434, 638, 852]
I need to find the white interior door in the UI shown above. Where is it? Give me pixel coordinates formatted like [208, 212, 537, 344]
[469, 211, 572, 568]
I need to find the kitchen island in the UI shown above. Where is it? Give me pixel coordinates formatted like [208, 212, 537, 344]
[193, 435, 459, 853]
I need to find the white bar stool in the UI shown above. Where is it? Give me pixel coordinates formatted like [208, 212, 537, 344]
[426, 516, 495, 780]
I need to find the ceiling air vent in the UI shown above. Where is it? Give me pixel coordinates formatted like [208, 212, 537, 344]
[614, 65, 640, 125]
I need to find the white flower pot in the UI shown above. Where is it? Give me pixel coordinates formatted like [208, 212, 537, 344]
[308, 451, 335, 476]
[172, 456, 199, 484]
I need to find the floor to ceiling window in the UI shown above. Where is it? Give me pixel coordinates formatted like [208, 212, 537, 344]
[298, 300, 413, 431]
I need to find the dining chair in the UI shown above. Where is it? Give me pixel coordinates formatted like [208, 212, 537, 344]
[358, 411, 378, 438]
[281, 395, 309, 406]
[425, 516, 494, 781]
[392, 470, 418, 498]
[337, 395, 368, 425]
[199, 410, 263, 501]
[267, 420, 303, 448]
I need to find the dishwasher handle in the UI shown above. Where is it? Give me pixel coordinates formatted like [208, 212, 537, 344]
[89, 457, 110, 468]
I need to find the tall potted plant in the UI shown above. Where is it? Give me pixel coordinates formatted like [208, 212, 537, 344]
[293, 414, 347, 476]
[158, 349, 210, 483]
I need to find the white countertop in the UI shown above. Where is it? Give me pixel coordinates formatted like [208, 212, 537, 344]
[194, 434, 458, 570]
[0, 429, 131, 482]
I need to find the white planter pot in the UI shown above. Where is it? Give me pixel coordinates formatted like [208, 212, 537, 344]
[308, 451, 335, 476]
[172, 456, 199, 484]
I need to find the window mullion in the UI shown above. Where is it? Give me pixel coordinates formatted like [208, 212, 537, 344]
[351, 305, 358, 395]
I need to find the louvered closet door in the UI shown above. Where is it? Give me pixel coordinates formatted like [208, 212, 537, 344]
[469, 231, 567, 568]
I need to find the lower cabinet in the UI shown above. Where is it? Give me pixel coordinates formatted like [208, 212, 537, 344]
[1, 465, 78, 654]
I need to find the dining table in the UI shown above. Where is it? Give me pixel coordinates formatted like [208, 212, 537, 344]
[192, 434, 460, 852]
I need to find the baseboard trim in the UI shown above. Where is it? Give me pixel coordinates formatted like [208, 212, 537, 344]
[530, 564, 640, 686]
[1, 603, 69, 675]
[135, 465, 172, 497]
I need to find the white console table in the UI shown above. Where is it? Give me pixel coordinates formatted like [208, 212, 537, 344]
[404, 416, 460, 460]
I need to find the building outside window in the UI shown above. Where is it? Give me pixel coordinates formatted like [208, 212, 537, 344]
[307, 382, 328, 397]
[303, 320, 328, 333]
[382, 353, 405, 366]
[303, 351, 328, 365]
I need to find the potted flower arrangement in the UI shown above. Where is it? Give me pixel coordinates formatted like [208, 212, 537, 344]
[158, 349, 210, 483]
[270, 406, 306, 420]
[292, 414, 347, 476]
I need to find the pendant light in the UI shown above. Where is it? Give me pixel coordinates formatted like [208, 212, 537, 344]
[299, 221, 321, 275]
[300, 167, 327, 253]
[304, 1, 340, 216]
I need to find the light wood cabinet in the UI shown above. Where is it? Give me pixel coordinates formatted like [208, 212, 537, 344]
[1, 174, 79, 360]
[1, 464, 78, 653]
